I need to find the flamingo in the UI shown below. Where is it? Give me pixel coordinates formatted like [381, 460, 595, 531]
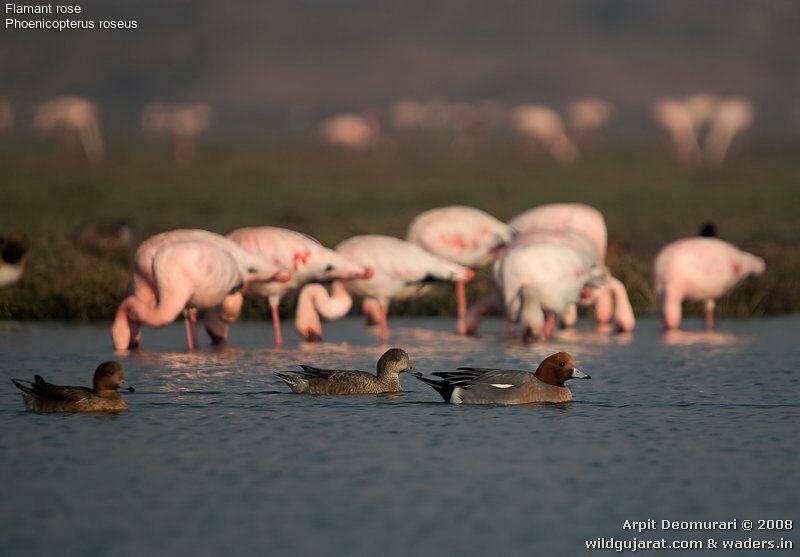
[703, 98, 754, 166]
[33, 96, 104, 163]
[113, 229, 288, 350]
[295, 235, 471, 343]
[653, 237, 765, 331]
[224, 227, 372, 347]
[566, 98, 613, 142]
[652, 98, 701, 165]
[510, 203, 634, 331]
[405, 205, 512, 334]
[318, 113, 380, 150]
[510, 104, 579, 165]
[141, 102, 213, 162]
[112, 239, 285, 351]
[497, 242, 605, 344]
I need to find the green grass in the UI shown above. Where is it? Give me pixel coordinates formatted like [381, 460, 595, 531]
[1, 136, 798, 321]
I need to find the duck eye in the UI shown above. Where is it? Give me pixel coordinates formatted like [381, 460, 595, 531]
[325, 264, 334, 272]
[248, 267, 257, 274]
[559, 361, 565, 367]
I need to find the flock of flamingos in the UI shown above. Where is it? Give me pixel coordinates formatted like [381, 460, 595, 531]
[0, 92, 753, 165]
[100, 202, 765, 352]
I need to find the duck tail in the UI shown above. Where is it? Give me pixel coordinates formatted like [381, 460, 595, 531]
[11, 378, 35, 396]
[412, 372, 454, 403]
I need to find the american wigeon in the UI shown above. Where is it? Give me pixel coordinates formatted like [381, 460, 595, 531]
[11, 361, 134, 413]
[275, 348, 411, 395]
[413, 352, 590, 404]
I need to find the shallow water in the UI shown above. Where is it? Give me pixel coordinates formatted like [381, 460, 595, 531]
[1, 317, 798, 556]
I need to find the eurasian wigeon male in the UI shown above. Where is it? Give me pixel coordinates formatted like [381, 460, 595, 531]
[413, 352, 590, 404]
[11, 361, 134, 413]
[275, 348, 412, 395]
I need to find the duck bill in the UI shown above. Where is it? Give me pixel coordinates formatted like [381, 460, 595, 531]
[571, 368, 591, 380]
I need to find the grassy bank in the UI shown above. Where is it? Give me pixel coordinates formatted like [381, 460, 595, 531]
[1, 137, 798, 321]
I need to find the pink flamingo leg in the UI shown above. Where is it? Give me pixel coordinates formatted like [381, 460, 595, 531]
[378, 303, 389, 344]
[455, 280, 467, 335]
[705, 300, 715, 331]
[183, 309, 198, 351]
[543, 313, 556, 340]
[271, 305, 283, 347]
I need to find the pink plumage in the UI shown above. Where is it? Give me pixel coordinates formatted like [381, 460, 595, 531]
[225, 226, 371, 347]
[654, 237, 765, 330]
[406, 205, 511, 333]
[295, 235, 471, 342]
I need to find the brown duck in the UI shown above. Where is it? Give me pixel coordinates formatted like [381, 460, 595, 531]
[413, 352, 590, 404]
[11, 361, 135, 413]
[275, 348, 411, 395]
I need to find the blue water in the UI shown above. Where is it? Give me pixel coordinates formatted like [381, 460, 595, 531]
[1, 317, 798, 556]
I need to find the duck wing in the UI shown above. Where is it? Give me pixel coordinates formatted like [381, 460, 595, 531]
[434, 368, 532, 389]
[296, 365, 363, 380]
[11, 375, 93, 403]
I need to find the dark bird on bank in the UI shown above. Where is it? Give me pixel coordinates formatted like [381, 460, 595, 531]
[699, 222, 718, 238]
[11, 361, 134, 413]
[72, 219, 134, 255]
[413, 352, 590, 404]
[0, 232, 30, 288]
[275, 348, 411, 395]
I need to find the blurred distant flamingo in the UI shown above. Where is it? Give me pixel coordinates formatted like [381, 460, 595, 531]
[114, 229, 287, 350]
[703, 98, 753, 166]
[33, 96, 104, 163]
[567, 98, 613, 142]
[510, 104, 578, 164]
[296, 235, 471, 342]
[406, 205, 512, 334]
[319, 113, 380, 150]
[653, 237, 765, 330]
[224, 227, 372, 347]
[141, 102, 213, 162]
[652, 98, 701, 165]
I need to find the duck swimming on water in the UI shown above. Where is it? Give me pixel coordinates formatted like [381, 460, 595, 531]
[11, 361, 134, 413]
[413, 352, 590, 404]
[275, 348, 411, 395]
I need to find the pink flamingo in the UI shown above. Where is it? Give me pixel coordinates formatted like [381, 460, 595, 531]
[224, 227, 372, 347]
[406, 205, 513, 334]
[112, 239, 285, 351]
[295, 235, 471, 342]
[113, 229, 287, 350]
[653, 237, 765, 330]
[509, 203, 634, 331]
[497, 242, 605, 343]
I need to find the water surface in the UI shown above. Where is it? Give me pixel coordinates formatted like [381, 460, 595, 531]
[1, 317, 798, 556]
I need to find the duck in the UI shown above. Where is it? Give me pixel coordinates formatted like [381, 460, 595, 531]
[413, 352, 590, 404]
[11, 361, 134, 413]
[0, 232, 29, 288]
[275, 348, 411, 395]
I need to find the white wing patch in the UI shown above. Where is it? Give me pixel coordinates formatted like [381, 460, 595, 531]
[490, 384, 514, 389]
[450, 387, 464, 404]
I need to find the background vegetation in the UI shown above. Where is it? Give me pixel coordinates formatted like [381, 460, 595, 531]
[1, 136, 798, 322]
